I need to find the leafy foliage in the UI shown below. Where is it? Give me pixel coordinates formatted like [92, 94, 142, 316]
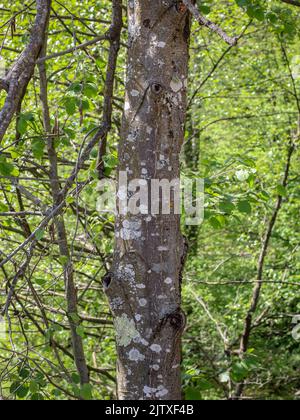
[0, 0, 299, 400]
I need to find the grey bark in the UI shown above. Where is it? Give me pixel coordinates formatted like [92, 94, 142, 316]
[0, 0, 51, 144]
[105, 0, 190, 400]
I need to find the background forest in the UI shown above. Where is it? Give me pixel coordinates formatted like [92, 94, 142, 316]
[0, 0, 299, 400]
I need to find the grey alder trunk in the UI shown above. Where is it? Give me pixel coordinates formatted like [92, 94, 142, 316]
[105, 0, 190, 400]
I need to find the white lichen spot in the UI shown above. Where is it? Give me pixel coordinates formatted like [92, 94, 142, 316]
[135, 314, 142, 322]
[164, 277, 173, 284]
[131, 89, 140, 97]
[124, 100, 130, 111]
[115, 314, 140, 347]
[141, 168, 148, 175]
[150, 344, 162, 353]
[136, 284, 146, 289]
[128, 348, 145, 362]
[157, 41, 166, 48]
[120, 219, 142, 241]
[143, 385, 168, 398]
[111, 297, 124, 310]
[157, 246, 168, 252]
[151, 364, 160, 371]
[156, 386, 169, 398]
[139, 298, 147, 307]
[143, 386, 157, 397]
[117, 263, 135, 283]
[151, 263, 167, 273]
[170, 76, 183, 93]
[138, 337, 149, 346]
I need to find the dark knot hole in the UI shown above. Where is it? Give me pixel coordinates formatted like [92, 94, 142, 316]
[151, 83, 163, 95]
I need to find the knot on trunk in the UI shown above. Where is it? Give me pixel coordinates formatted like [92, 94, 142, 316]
[168, 308, 186, 332]
[102, 271, 114, 290]
[155, 308, 187, 337]
[151, 82, 163, 95]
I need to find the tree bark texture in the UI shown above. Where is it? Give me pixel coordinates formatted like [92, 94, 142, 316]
[105, 0, 190, 400]
[0, 0, 51, 143]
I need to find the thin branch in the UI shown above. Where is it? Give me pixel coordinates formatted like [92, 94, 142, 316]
[97, 0, 123, 177]
[0, 211, 43, 217]
[183, 0, 238, 46]
[37, 35, 108, 63]
[281, 0, 300, 7]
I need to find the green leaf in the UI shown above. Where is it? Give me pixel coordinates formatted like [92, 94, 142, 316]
[29, 381, 39, 394]
[30, 393, 44, 400]
[103, 154, 118, 169]
[35, 229, 45, 241]
[17, 385, 29, 399]
[19, 367, 30, 379]
[11, 382, 29, 399]
[0, 202, 9, 212]
[83, 82, 98, 98]
[32, 138, 45, 160]
[237, 200, 252, 214]
[34, 278, 47, 287]
[185, 387, 202, 400]
[17, 112, 34, 135]
[69, 82, 82, 93]
[64, 96, 77, 116]
[76, 325, 85, 339]
[80, 383, 93, 400]
[71, 373, 81, 384]
[80, 98, 90, 111]
[52, 389, 62, 397]
[17, 117, 28, 135]
[209, 216, 222, 229]
[199, 5, 211, 15]
[231, 362, 249, 383]
[276, 185, 287, 197]
[0, 159, 15, 176]
[258, 190, 270, 202]
[219, 200, 235, 214]
[59, 255, 68, 266]
[69, 312, 80, 323]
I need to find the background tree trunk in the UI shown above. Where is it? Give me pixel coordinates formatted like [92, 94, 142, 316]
[105, 0, 190, 400]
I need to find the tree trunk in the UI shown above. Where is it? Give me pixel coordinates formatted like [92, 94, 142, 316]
[105, 0, 190, 400]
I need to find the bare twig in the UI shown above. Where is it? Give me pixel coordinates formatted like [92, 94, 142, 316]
[183, 0, 238, 46]
[281, 0, 300, 7]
